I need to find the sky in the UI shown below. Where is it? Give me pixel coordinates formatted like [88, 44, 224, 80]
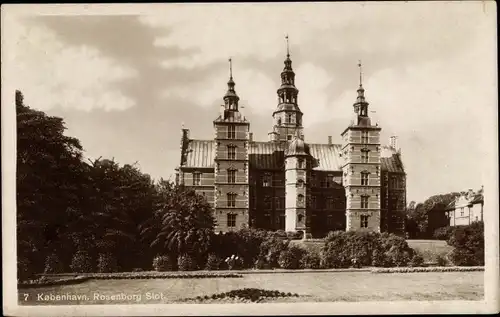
[3, 2, 497, 203]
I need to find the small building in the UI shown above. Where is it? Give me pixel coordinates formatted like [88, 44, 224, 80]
[445, 187, 484, 226]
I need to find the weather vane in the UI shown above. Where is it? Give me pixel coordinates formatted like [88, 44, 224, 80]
[228, 57, 233, 79]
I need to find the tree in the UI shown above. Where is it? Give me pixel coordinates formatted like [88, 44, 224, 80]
[16, 90, 87, 276]
[141, 180, 215, 264]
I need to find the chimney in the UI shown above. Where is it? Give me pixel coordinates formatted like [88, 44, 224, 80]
[182, 128, 190, 141]
[249, 132, 253, 142]
[328, 136, 332, 145]
[389, 136, 398, 150]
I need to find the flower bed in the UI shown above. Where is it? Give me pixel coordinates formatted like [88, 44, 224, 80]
[18, 276, 90, 289]
[182, 288, 300, 303]
[85, 272, 243, 279]
[371, 266, 484, 274]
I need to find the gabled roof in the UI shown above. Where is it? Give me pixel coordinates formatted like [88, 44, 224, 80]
[470, 193, 484, 204]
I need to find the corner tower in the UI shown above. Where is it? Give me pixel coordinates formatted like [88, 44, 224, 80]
[268, 35, 304, 143]
[285, 133, 313, 238]
[213, 59, 250, 232]
[341, 61, 381, 232]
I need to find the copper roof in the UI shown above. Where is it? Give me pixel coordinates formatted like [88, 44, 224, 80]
[182, 139, 215, 168]
[180, 138, 404, 175]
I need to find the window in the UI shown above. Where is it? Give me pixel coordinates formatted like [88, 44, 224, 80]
[286, 113, 292, 123]
[361, 196, 369, 209]
[297, 179, 304, 188]
[287, 134, 293, 141]
[361, 151, 369, 163]
[326, 175, 334, 188]
[227, 169, 236, 183]
[227, 213, 237, 227]
[297, 194, 304, 204]
[274, 197, 282, 209]
[360, 215, 369, 228]
[391, 178, 399, 189]
[264, 196, 272, 210]
[227, 145, 236, 159]
[298, 158, 305, 169]
[460, 207, 464, 216]
[311, 195, 317, 209]
[326, 197, 334, 209]
[298, 214, 304, 223]
[310, 173, 316, 187]
[262, 174, 272, 187]
[227, 125, 236, 139]
[192, 172, 201, 186]
[361, 131, 369, 144]
[361, 172, 369, 186]
[227, 193, 237, 207]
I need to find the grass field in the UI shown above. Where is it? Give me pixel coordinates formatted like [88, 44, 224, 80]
[19, 271, 483, 305]
[407, 239, 454, 263]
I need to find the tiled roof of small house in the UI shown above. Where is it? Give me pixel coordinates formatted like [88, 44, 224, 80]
[470, 193, 484, 204]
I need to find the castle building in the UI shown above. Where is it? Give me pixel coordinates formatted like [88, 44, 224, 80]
[175, 40, 406, 238]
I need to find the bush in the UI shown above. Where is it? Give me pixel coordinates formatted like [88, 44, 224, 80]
[205, 253, 222, 270]
[322, 231, 417, 268]
[152, 255, 175, 272]
[300, 251, 322, 269]
[97, 253, 118, 273]
[447, 221, 484, 266]
[18, 257, 34, 281]
[70, 251, 94, 273]
[286, 231, 304, 240]
[258, 236, 290, 269]
[44, 253, 64, 274]
[177, 254, 196, 271]
[436, 254, 449, 266]
[278, 245, 306, 269]
[408, 253, 425, 267]
[433, 226, 454, 240]
[224, 254, 243, 270]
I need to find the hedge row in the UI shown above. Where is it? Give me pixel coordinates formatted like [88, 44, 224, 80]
[371, 266, 484, 274]
[86, 272, 243, 279]
[18, 276, 90, 289]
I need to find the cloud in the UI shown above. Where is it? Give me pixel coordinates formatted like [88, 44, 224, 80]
[5, 17, 137, 112]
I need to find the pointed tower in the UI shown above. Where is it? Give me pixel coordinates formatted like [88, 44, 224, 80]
[268, 35, 304, 143]
[341, 61, 382, 232]
[285, 132, 313, 238]
[213, 58, 250, 232]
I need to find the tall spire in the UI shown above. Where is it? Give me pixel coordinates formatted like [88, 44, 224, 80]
[285, 34, 290, 58]
[224, 57, 239, 110]
[358, 60, 363, 88]
[229, 57, 233, 80]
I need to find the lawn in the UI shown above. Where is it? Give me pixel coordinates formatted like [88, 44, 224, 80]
[19, 271, 483, 305]
[407, 239, 454, 263]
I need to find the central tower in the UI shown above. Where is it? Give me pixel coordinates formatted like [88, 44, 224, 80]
[341, 62, 382, 232]
[268, 35, 304, 143]
[213, 59, 250, 232]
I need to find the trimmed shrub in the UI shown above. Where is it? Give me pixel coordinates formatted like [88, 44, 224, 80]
[408, 253, 425, 267]
[152, 255, 175, 272]
[300, 251, 322, 269]
[286, 231, 304, 240]
[97, 253, 118, 273]
[278, 245, 306, 269]
[70, 251, 94, 273]
[205, 253, 222, 270]
[436, 254, 449, 266]
[259, 236, 290, 269]
[447, 221, 484, 266]
[178, 254, 196, 271]
[44, 253, 64, 274]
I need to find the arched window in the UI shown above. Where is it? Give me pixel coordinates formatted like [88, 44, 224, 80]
[286, 113, 292, 123]
[297, 194, 304, 204]
[298, 214, 304, 222]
